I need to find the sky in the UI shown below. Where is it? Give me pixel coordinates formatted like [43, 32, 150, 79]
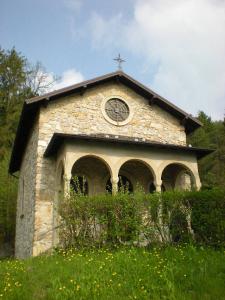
[1, 0, 225, 120]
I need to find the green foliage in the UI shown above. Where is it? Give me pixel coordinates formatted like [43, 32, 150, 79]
[0, 47, 33, 157]
[0, 153, 17, 246]
[59, 189, 225, 248]
[0, 47, 30, 253]
[60, 190, 225, 247]
[188, 188, 225, 246]
[0, 47, 56, 157]
[0, 46, 56, 254]
[188, 111, 225, 188]
[59, 191, 145, 247]
[0, 246, 225, 299]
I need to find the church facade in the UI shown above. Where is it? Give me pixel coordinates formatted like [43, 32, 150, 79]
[9, 71, 212, 258]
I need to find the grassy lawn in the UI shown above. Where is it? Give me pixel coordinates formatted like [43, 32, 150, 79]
[0, 245, 224, 300]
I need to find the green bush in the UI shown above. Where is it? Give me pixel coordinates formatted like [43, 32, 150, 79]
[59, 191, 145, 248]
[189, 188, 225, 246]
[59, 189, 225, 249]
[0, 153, 17, 251]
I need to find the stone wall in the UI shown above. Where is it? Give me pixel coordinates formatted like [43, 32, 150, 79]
[39, 82, 186, 147]
[15, 120, 39, 258]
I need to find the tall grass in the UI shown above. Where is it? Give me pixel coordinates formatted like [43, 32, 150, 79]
[0, 245, 225, 299]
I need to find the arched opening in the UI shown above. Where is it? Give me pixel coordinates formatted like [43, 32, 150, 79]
[117, 160, 155, 193]
[161, 163, 195, 191]
[71, 155, 111, 196]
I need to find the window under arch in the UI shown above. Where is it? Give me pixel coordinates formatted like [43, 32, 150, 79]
[106, 175, 133, 193]
[70, 176, 88, 195]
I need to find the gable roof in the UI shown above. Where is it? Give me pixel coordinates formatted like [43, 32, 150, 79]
[9, 70, 202, 174]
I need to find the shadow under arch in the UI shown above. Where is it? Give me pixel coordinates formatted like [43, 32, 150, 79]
[115, 159, 156, 193]
[53, 160, 65, 246]
[71, 155, 112, 196]
[56, 160, 65, 196]
[160, 162, 196, 191]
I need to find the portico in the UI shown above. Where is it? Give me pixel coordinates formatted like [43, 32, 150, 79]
[47, 133, 208, 200]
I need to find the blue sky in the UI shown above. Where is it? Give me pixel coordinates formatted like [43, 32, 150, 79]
[1, 0, 225, 120]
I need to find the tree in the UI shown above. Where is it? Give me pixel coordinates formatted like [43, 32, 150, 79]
[0, 47, 56, 158]
[188, 111, 225, 188]
[0, 47, 57, 254]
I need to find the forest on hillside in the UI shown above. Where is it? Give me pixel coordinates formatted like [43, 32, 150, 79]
[0, 47, 225, 250]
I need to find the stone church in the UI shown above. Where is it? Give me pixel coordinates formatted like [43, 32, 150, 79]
[9, 71, 212, 258]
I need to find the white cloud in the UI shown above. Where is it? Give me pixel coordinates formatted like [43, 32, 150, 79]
[36, 68, 84, 95]
[53, 69, 84, 90]
[89, 0, 225, 120]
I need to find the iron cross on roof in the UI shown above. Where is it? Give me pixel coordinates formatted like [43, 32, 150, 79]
[113, 53, 125, 70]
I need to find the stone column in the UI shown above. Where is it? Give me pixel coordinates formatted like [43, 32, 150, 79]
[63, 173, 71, 197]
[154, 179, 162, 193]
[154, 178, 170, 242]
[63, 159, 72, 197]
[111, 176, 119, 195]
[193, 173, 201, 191]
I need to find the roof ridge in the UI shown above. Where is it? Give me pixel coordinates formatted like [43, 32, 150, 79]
[26, 70, 124, 104]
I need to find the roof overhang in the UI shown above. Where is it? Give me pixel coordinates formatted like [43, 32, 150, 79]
[44, 133, 214, 160]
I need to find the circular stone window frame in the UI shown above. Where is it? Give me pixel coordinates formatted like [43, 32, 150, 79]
[101, 96, 134, 126]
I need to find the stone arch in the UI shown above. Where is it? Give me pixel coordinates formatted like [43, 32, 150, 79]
[71, 155, 112, 196]
[116, 159, 156, 193]
[160, 162, 197, 191]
